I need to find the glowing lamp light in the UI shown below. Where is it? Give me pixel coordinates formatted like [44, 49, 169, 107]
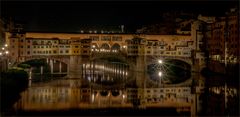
[5, 51, 9, 54]
[158, 71, 162, 77]
[123, 94, 126, 99]
[5, 44, 8, 47]
[0, 52, 2, 56]
[158, 60, 163, 64]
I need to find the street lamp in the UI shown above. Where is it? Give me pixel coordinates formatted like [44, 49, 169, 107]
[158, 59, 163, 64]
[158, 71, 162, 77]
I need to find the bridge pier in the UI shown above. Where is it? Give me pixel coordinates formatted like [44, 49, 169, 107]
[59, 62, 62, 73]
[68, 56, 82, 78]
[50, 59, 53, 74]
[46, 58, 49, 64]
[136, 56, 146, 88]
[40, 66, 43, 75]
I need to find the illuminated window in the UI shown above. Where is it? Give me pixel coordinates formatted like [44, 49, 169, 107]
[89, 36, 99, 41]
[112, 36, 122, 41]
[101, 36, 111, 41]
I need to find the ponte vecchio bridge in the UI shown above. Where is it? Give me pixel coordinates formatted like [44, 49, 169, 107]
[7, 32, 206, 88]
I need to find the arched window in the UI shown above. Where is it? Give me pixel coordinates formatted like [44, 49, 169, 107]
[111, 43, 121, 50]
[101, 43, 110, 49]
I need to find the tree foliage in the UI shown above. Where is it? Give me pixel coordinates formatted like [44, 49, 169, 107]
[0, 68, 29, 112]
[17, 63, 31, 69]
[22, 59, 45, 67]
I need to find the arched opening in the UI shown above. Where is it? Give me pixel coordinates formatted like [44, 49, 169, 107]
[111, 43, 121, 52]
[100, 90, 109, 97]
[147, 59, 191, 84]
[100, 43, 110, 52]
[111, 90, 120, 97]
[18, 58, 68, 82]
[91, 43, 99, 52]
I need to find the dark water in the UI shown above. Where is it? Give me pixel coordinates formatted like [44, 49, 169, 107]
[4, 60, 239, 116]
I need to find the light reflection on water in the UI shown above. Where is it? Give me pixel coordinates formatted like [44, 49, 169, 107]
[14, 61, 198, 114]
[14, 79, 131, 111]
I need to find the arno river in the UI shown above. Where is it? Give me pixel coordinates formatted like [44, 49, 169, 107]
[11, 60, 239, 116]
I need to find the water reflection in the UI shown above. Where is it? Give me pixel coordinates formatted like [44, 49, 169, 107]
[82, 60, 130, 86]
[14, 80, 131, 110]
[14, 59, 199, 116]
[13, 58, 240, 116]
[14, 79, 195, 111]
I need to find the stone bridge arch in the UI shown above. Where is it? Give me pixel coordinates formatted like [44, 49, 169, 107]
[145, 56, 193, 87]
[23, 56, 70, 66]
[90, 53, 136, 73]
[100, 43, 111, 49]
[91, 43, 100, 49]
[20, 56, 70, 75]
[111, 43, 121, 51]
[146, 56, 193, 71]
[146, 56, 192, 66]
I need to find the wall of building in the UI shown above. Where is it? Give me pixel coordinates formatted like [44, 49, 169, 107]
[206, 8, 239, 74]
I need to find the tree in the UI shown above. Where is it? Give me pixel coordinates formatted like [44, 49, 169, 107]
[17, 63, 31, 69]
[0, 68, 28, 113]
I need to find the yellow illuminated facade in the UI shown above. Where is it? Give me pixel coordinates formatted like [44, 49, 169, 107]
[6, 32, 195, 63]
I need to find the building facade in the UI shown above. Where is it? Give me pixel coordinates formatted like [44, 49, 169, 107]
[6, 32, 198, 63]
[206, 8, 239, 74]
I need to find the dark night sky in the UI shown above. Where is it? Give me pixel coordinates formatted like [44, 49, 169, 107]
[0, 0, 238, 33]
